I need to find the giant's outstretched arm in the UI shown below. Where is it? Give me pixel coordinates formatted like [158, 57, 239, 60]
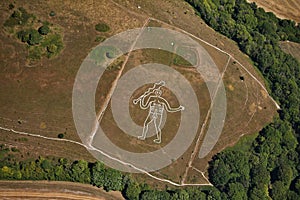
[160, 98, 184, 112]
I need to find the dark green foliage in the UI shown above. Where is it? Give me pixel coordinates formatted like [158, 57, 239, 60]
[38, 25, 50, 35]
[170, 189, 189, 200]
[270, 181, 287, 200]
[4, 7, 33, 27]
[49, 11, 56, 17]
[70, 160, 90, 183]
[185, 188, 206, 200]
[57, 133, 64, 138]
[93, 163, 125, 191]
[95, 23, 110, 32]
[209, 150, 250, 189]
[101, 168, 124, 191]
[17, 30, 30, 42]
[91, 161, 105, 187]
[42, 33, 64, 57]
[27, 29, 42, 45]
[9, 4, 14, 10]
[140, 190, 171, 200]
[125, 181, 141, 200]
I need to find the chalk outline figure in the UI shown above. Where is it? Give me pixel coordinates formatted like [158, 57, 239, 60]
[133, 81, 184, 144]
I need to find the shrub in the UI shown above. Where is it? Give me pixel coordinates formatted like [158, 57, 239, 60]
[4, 7, 33, 27]
[28, 46, 42, 60]
[57, 133, 64, 138]
[95, 23, 110, 32]
[47, 44, 57, 53]
[28, 30, 42, 45]
[17, 30, 30, 43]
[9, 4, 14, 10]
[42, 33, 63, 57]
[49, 11, 56, 17]
[38, 25, 50, 35]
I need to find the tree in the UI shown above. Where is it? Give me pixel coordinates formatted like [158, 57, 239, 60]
[125, 181, 141, 200]
[270, 181, 287, 200]
[249, 186, 269, 200]
[102, 168, 124, 191]
[295, 178, 300, 194]
[186, 188, 206, 200]
[141, 190, 171, 200]
[251, 163, 270, 187]
[209, 158, 231, 187]
[91, 161, 105, 187]
[70, 160, 90, 183]
[171, 189, 189, 200]
[227, 183, 247, 200]
[273, 163, 293, 186]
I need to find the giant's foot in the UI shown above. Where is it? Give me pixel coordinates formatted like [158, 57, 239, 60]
[138, 136, 146, 140]
[153, 138, 161, 144]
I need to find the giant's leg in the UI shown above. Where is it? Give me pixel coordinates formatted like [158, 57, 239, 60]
[138, 113, 153, 140]
[153, 113, 163, 143]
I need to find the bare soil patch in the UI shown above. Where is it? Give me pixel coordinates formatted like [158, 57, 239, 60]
[0, 180, 124, 200]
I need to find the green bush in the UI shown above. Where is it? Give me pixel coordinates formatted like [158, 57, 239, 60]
[57, 133, 64, 139]
[47, 44, 57, 53]
[42, 34, 63, 58]
[49, 11, 56, 17]
[38, 25, 50, 35]
[17, 30, 30, 43]
[95, 23, 110, 32]
[4, 7, 32, 27]
[28, 30, 42, 45]
[9, 4, 14, 10]
[28, 46, 42, 60]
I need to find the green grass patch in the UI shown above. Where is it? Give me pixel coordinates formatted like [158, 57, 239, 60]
[90, 45, 119, 65]
[173, 46, 196, 66]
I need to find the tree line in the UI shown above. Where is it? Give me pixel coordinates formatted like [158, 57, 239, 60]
[0, 150, 221, 200]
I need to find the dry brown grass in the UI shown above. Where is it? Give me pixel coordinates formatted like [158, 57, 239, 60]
[279, 41, 300, 61]
[247, 0, 300, 23]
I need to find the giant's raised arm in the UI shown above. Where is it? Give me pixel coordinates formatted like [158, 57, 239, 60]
[140, 95, 155, 109]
